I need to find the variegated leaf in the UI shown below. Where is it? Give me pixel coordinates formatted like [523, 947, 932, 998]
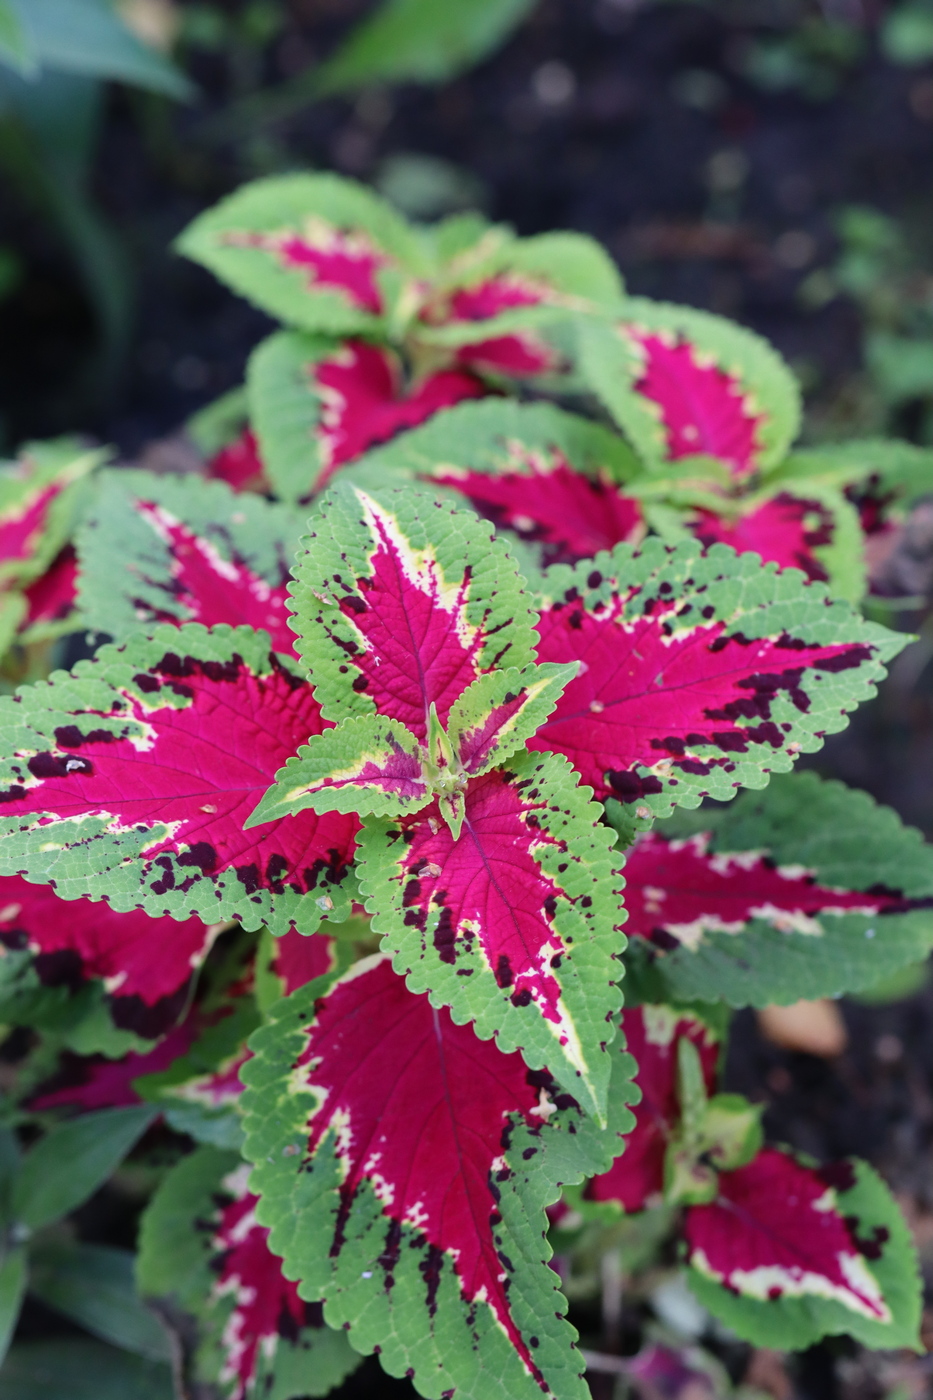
[447, 662, 577, 776]
[176, 173, 423, 336]
[530, 538, 904, 813]
[585, 1004, 720, 1214]
[625, 771, 933, 1006]
[0, 873, 218, 1037]
[248, 331, 486, 503]
[241, 954, 638, 1400]
[77, 471, 302, 655]
[359, 749, 626, 1117]
[577, 300, 801, 479]
[249, 714, 431, 823]
[686, 1152, 921, 1352]
[289, 484, 537, 738]
[0, 625, 358, 935]
[137, 1147, 360, 1400]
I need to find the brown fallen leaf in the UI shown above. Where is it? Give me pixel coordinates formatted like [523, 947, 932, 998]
[756, 999, 848, 1057]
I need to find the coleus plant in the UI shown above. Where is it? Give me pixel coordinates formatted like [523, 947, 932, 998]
[0, 175, 930, 1399]
[572, 1004, 921, 1353]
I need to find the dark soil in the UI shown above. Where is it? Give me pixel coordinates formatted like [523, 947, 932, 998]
[0, 2, 931, 1395]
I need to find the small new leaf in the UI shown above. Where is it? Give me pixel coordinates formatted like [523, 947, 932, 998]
[248, 714, 430, 823]
[447, 663, 578, 777]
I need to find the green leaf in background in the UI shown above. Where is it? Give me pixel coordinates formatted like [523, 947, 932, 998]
[314, 0, 538, 94]
[247, 330, 329, 503]
[0, 1250, 26, 1369]
[0, 1339, 173, 1400]
[0, 1, 35, 77]
[12, 1105, 155, 1231]
[882, 0, 933, 64]
[28, 1242, 171, 1361]
[6, 0, 192, 98]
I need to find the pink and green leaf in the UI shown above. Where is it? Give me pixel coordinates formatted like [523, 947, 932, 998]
[586, 1004, 720, 1213]
[0, 873, 219, 1037]
[685, 1151, 922, 1352]
[176, 173, 423, 337]
[577, 300, 801, 479]
[248, 331, 487, 503]
[0, 441, 102, 586]
[359, 749, 626, 1117]
[241, 954, 638, 1400]
[248, 714, 431, 823]
[446, 662, 578, 776]
[530, 537, 905, 814]
[76, 471, 302, 655]
[137, 1146, 360, 1400]
[289, 484, 537, 738]
[0, 624, 359, 935]
[631, 771, 933, 1006]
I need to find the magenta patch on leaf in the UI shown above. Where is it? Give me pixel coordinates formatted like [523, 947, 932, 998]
[692, 495, 833, 581]
[532, 594, 875, 801]
[386, 770, 575, 1029]
[0, 482, 61, 566]
[586, 1005, 718, 1211]
[206, 430, 268, 494]
[31, 1018, 200, 1112]
[212, 1175, 314, 1398]
[132, 500, 296, 655]
[686, 1149, 890, 1321]
[271, 929, 335, 993]
[313, 342, 486, 489]
[630, 332, 764, 479]
[22, 547, 78, 627]
[0, 652, 359, 903]
[445, 276, 559, 377]
[622, 831, 902, 949]
[328, 499, 496, 742]
[297, 955, 546, 1366]
[234, 225, 388, 314]
[434, 459, 644, 567]
[0, 873, 217, 1035]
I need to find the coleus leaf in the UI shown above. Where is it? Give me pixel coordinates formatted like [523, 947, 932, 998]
[0, 873, 219, 1037]
[137, 1146, 361, 1400]
[0, 440, 102, 588]
[691, 493, 834, 584]
[632, 771, 933, 1006]
[206, 429, 269, 495]
[692, 484, 868, 605]
[288, 484, 537, 739]
[358, 749, 625, 1118]
[249, 714, 431, 822]
[585, 1004, 719, 1213]
[248, 331, 487, 503]
[685, 1151, 922, 1352]
[31, 943, 261, 1117]
[349, 398, 643, 567]
[577, 300, 801, 479]
[76, 471, 302, 655]
[415, 231, 624, 371]
[251, 662, 576, 827]
[0, 624, 359, 935]
[20, 546, 79, 639]
[529, 537, 904, 814]
[241, 953, 639, 1400]
[176, 173, 423, 337]
[30, 1017, 204, 1113]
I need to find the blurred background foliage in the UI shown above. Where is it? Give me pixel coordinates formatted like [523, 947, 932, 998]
[0, 0, 930, 461]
